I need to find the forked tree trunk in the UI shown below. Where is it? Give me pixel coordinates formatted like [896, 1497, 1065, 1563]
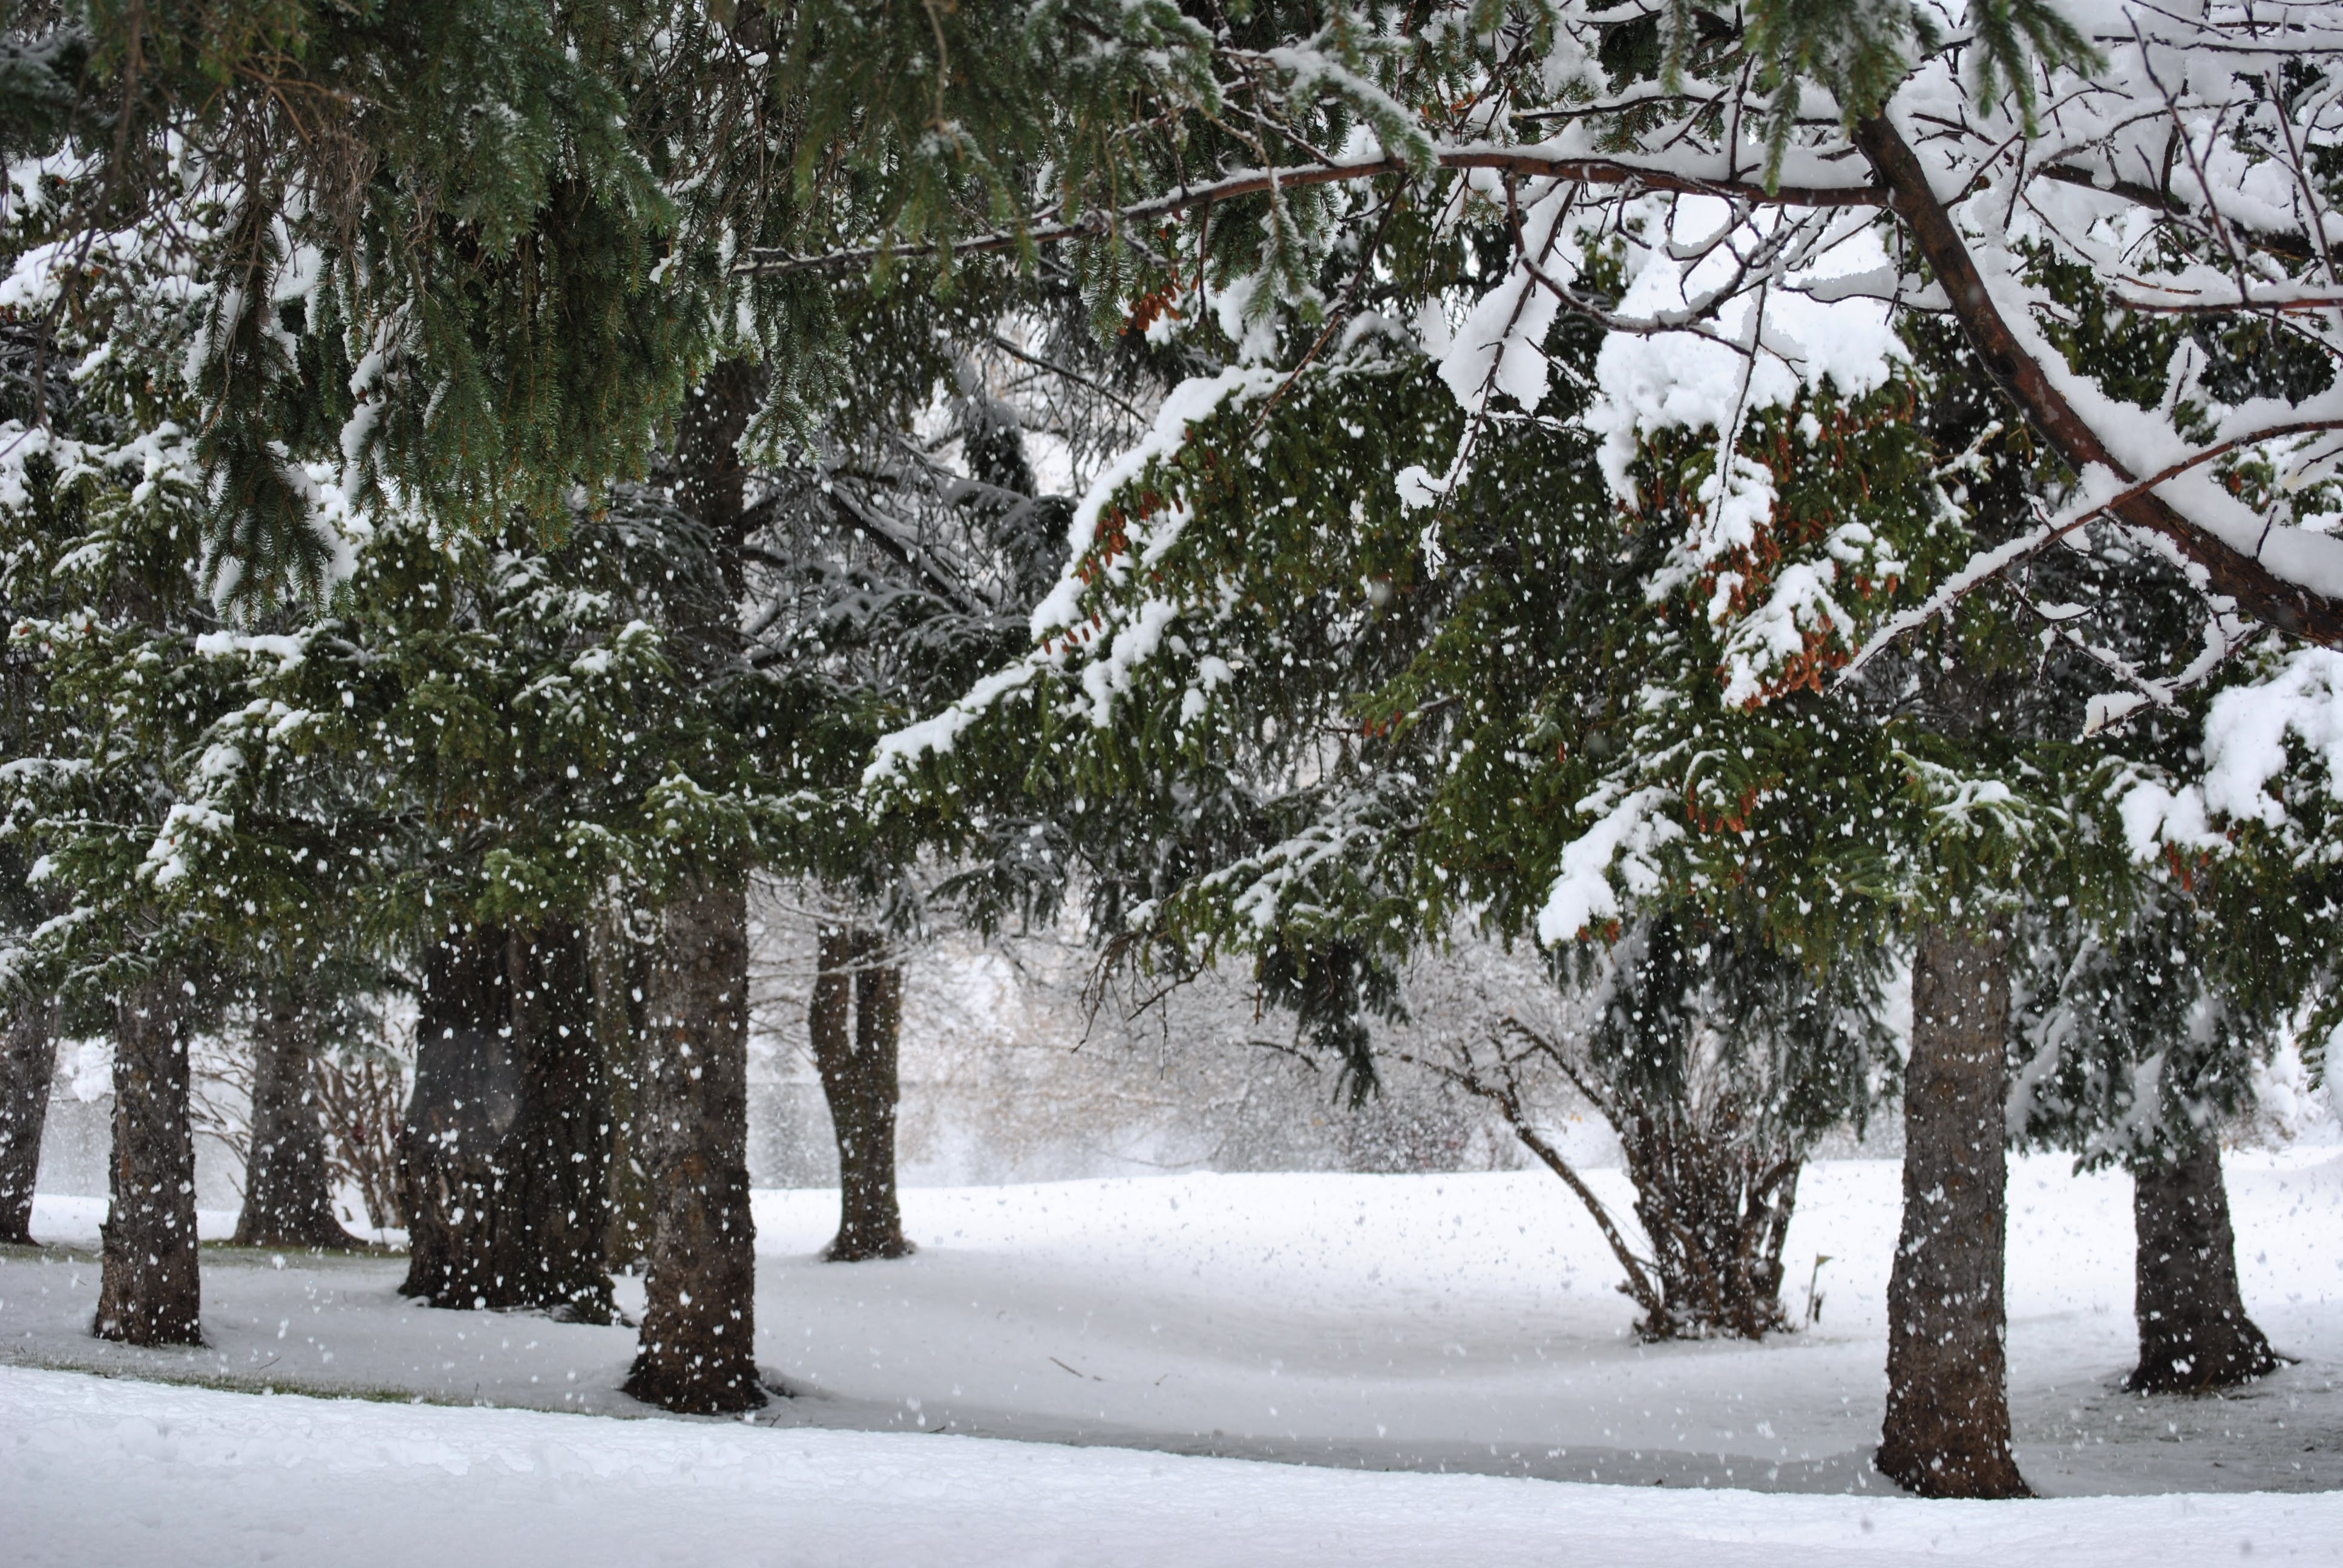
[625, 874, 764, 1413]
[1877, 924, 2030, 1498]
[812, 924, 911, 1261]
[94, 974, 202, 1345]
[233, 992, 358, 1250]
[1614, 1104, 1797, 1341]
[400, 923, 611, 1317]
[0, 996, 57, 1244]
[2130, 1130, 2279, 1393]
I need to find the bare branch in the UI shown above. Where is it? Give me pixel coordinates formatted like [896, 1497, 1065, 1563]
[736, 152, 1884, 279]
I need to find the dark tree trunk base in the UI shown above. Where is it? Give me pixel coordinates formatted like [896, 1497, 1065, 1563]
[400, 926, 518, 1306]
[813, 926, 911, 1264]
[626, 874, 765, 1414]
[0, 996, 57, 1246]
[2128, 1134, 2281, 1394]
[400, 924, 612, 1319]
[591, 912, 652, 1275]
[1877, 924, 2030, 1500]
[234, 993, 359, 1252]
[94, 977, 202, 1346]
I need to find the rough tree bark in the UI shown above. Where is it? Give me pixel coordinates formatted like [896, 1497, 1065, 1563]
[399, 923, 610, 1316]
[232, 990, 358, 1249]
[591, 911, 652, 1273]
[812, 924, 912, 1262]
[0, 995, 57, 1244]
[624, 873, 764, 1413]
[2130, 1129, 2280, 1393]
[1876, 924, 2030, 1498]
[94, 974, 202, 1344]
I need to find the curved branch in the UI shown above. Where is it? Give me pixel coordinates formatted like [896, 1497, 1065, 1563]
[1391, 1037, 1663, 1318]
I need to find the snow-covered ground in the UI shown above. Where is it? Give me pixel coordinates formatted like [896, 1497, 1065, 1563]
[3, 1152, 2339, 1557]
[5, 1365, 2336, 1568]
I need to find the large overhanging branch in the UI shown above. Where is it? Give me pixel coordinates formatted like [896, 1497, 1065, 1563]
[1852, 114, 2343, 648]
[735, 151, 1884, 278]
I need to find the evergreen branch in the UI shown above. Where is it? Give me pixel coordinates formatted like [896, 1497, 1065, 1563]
[1852, 112, 2343, 648]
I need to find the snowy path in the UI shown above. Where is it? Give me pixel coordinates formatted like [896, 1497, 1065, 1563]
[4, 1154, 2341, 1499]
[4, 1364, 2336, 1567]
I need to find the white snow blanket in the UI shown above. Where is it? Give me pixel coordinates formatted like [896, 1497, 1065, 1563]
[2, 1364, 2335, 1567]
[4, 1155, 2341, 1560]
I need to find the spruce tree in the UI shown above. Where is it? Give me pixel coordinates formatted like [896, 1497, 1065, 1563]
[5, 0, 706, 599]
[859, 157, 2111, 1499]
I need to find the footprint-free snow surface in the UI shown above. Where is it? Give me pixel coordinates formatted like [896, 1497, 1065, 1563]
[4, 1362, 2336, 1567]
[4, 1154, 2341, 1560]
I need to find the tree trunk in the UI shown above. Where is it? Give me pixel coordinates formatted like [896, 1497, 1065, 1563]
[625, 873, 764, 1413]
[399, 923, 611, 1317]
[492, 923, 612, 1316]
[94, 975, 202, 1344]
[0, 995, 57, 1244]
[812, 924, 912, 1261]
[1876, 923, 2030, 1498]
[2129, 1129, 2279, 1393]
[400, 924, 519, 1304]
[591, 910, 652, 1273]
[233, 991, 358, 1249]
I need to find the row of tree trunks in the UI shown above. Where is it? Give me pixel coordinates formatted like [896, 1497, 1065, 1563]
[623, 874, 764, 1411]
[52, 906, 2282, 1457]
[1879, 926, 2281, 1497]
[94, 976, 203, 1344]
[1879, 924, 2030, 1498]
[811, 924, 911, 1262]
[232, 987, 358, 1250]
[398, 923, 612, 1319]
[0, 995, 56, 1244]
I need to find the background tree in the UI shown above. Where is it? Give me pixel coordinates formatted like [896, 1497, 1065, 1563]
[1412, 905, 1891, 1339]
[229, 962, 372, 1250]
[2016, 883, 2288, 1393]
[738, 271, 1161, 1262]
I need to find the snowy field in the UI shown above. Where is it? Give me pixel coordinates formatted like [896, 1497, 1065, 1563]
[4, 1153, 2341, 1561]
[5, 1366, 2338, 1568]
